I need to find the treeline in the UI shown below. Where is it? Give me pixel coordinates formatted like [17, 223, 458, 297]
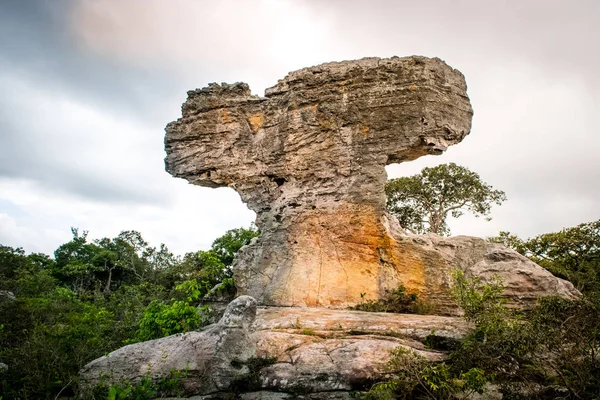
[1, 218, 599, 399]
[0, 226, 258, 399]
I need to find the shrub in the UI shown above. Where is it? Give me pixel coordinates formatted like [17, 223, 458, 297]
[136, 280, 207, 341]
[363, 347, 487, 400]
[89, 369, 187, 400]
[451, 271, 600, 399]
[350, 285, 429, 314]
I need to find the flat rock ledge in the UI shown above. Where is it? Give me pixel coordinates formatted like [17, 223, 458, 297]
[80, 297, 470, 398]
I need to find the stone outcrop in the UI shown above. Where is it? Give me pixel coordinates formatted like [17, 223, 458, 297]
[378, 218, 579, 314]
[81, 296, 259, 395]
[165, 55, 577, 311]
[164, 55, 469, 308]
[81, 296, 470, 398]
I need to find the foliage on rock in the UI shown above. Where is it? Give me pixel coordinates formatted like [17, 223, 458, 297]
[364, 268, 600, 399]
[89, 369, 187, 400]
[451, 270, 600, 399]
[363, 347, 487, 399]
[349, 285, 427, 314]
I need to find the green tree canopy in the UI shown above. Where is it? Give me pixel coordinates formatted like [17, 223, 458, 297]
[211, 225, 259, 266]
[0, 225, 255, 398]
[385, 163, 506, 235]
[490, 219, 600, 295]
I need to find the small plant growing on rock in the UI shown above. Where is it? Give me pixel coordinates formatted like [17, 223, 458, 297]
[299, 327, 316, 336]
[229, 356, 277, 393]
[362, 347, 487, 400]
[350, 285, 427, 314]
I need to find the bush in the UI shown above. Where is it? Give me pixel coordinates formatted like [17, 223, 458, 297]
[364, 271, 600, 399]
[363, 347, 487, 400]
[451, 271, 600, 399]
[0, 287, 119, 398]
[89, 369, 187, 400]
[350, 285, 430, 314]
[136, 279, 210, 341]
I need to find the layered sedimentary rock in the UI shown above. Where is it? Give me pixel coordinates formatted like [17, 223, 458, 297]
[80, 296, 468, 397]
[165, 56, 577, 310]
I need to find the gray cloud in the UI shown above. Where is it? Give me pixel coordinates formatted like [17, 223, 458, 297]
[0, 1, 188, 125]
[0, 0, 598, 254]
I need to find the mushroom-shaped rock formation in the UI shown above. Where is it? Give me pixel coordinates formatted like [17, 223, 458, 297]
[165, 56, 577, 311]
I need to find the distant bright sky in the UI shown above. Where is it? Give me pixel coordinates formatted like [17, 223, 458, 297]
[1, 0, 599, 255]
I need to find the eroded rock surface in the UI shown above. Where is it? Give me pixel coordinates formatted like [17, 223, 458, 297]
[382, 217, 579, 314]
[165, 56, 577, 310]
[165, 56, 473, 308]
[81, 296, 258, 395]
[81, 297, 468, 397]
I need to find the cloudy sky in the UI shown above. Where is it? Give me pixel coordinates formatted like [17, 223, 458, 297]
[1, 0, 598, 256]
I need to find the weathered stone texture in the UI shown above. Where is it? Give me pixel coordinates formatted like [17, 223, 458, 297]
[80, 296, 259, 395]
[165, 56, 577, 310]
[80, 297, 467, 397]
[165, 56, 474, 308]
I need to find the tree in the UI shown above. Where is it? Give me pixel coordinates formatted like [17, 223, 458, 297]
[53, 228, 103, 294]
[211, 226, 259, 266]
[0, 225, 258, 398]
[92, 250, 118, 294]
[385, 163, 506, 235]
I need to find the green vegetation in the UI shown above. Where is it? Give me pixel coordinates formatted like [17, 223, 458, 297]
[385, 163, 506, 235]
[363, 347, 487, 400]
[2, 191, 599, 399]
[490, 219, 600, 297]
[135, 280, 207, 342]
[363, 255, 600, 399]
[350, 285, 431, 314]
[299, 327, 316, 336]
[90, 369, 187, 400]
[0, 225, 258, 399]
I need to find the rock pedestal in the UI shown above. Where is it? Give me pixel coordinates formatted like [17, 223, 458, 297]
[165, 56, 577, 310]
[81, 56, 582, 398]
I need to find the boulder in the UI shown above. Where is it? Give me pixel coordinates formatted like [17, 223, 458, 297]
[80, 296, 258, 395]
[382, 219, 579, 314]
[80, 297, 470, 397]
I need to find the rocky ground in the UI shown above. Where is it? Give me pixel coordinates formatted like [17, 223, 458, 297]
[80, 296, 471, 398]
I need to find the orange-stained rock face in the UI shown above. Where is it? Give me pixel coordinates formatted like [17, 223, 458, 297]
[257, 204, 401, 307]
[165, 56, 578, 312]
